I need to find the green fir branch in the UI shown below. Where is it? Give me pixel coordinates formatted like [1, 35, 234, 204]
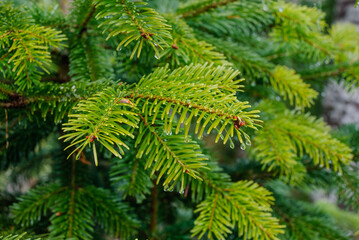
[253, 126, 307, 184]
[10, 183, 66, 227]
[270, 66, 318, 108]
[0, 4, 66, 90]
[178, 0, 237, 18]
[135, 115, 208, 191]
[256, 101, 352, 175]
[192, 180, 284, 240]
[160, 16, 230, 67]
[94, 0, 172, 59]
[111, 152, 153, 203]
[60, 86, 139, 164]
[84, 186, 139, 237]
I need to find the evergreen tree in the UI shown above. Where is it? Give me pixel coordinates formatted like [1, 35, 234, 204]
[1, 0, 358, 239]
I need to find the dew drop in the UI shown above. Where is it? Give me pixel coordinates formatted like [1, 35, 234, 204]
[240, 143, 246, 150]
[230, 142, 235, 149]
[279, 7, 284, 12]
[154, 55, 160, 59]
[180, 190, 184, 194]
[184, 138, 189, 143]
[245, 140, 251, 146]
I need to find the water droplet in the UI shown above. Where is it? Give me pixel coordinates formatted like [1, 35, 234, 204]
[279, 7, 284, 12]
[240, 143, 246, 150]
[338, 172, 342, 176]
[154, 55, 160, 59]
[245, 140, 251, 146]
[230, 142, 235, 149]
[184, 138, 189, 143]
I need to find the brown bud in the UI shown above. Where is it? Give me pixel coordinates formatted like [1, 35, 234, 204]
[56, 212, 61, 216]
[119, 98, 133, 105]
[141, 32, 149, 39]
[172, 44, 179, 50]
[89, 135, 97, 143]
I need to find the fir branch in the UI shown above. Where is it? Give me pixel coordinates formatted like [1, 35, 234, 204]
[185, 0, 274, 36]
[111, 153, 153, 203]
[270, 2, 335, 61]
[61, 86, 139, 163]
[62, 65, 260, 169]
[49, 188, 94, 239]
[10, 184, 67, 227]
[160, 16, 230, 67]
[0, 232, 52, 240]
[300, 61, 359, 80]
[84, 186, 139, 237]
[270, 183, 352, 240]
[178, 0, 237, 18]
[201, 36, 317, 108]
[94, 0, 172, 58]
[133, 64, 260, 146]
[336, 163, 359, 212]
[270, 66, 318, 108]
[69, 36, 111, 82]
[191, 180, 284, 240]
[0, 6, 67, 90]
[253, 126, 307, 184]
[77, 4, 96, 36]
[256, 101, 353, 173]
[135, 115, 208, 191]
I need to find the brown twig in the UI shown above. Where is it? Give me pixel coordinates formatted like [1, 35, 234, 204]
[181, 0, 237, 18]
[149, 179, 159, 239]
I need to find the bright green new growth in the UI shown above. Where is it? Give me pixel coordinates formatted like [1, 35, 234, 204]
[62, 64, 260, 192]
[61, 86, 139, 163]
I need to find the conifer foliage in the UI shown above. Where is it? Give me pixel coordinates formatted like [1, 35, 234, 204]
[1, 0, 359, 239]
